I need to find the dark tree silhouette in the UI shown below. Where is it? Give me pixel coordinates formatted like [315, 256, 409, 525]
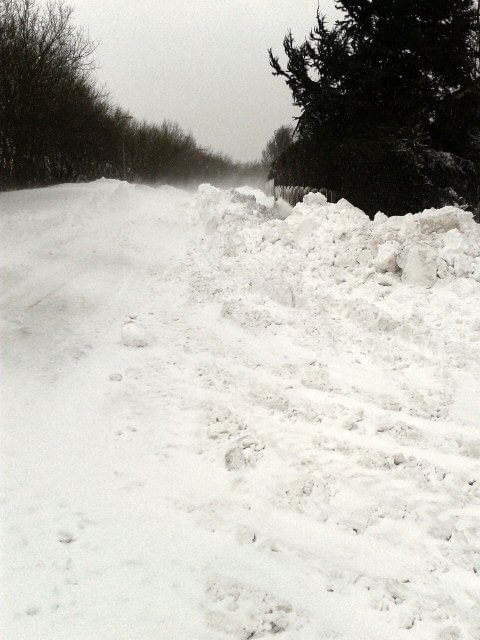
[269, 1, 480, 216]
[0, 0, 266, 191]
[262, 125, 294, 169]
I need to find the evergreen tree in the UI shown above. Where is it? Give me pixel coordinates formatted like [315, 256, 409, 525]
[269, 0, 480, 216]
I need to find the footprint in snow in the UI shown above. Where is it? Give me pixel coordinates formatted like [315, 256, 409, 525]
[224, 437, 265, 470]
[236, 526, 256, 545]
[204, 577, 303, 638]
[57, 531, 76, 544]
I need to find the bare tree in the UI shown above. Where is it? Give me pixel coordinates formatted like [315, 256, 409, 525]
[0, 0, 263, 190]
[0, 0, 96, 186]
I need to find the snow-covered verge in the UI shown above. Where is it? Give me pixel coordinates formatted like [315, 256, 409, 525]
[1, 180, 479, 640]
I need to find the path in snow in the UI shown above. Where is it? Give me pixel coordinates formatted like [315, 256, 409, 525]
[1, 180, 479, 640]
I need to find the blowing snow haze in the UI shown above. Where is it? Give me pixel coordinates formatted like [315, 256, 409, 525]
[66, 0, 338, 162]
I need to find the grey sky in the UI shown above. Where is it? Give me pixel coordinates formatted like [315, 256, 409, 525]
[67, 0, 338, 162]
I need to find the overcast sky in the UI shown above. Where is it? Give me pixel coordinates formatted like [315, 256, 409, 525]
[65, 0, 338, 162]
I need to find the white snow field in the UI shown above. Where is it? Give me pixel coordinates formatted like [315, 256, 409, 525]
[1, 179, 480, 640]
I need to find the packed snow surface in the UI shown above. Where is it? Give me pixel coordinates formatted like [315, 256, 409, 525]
[1, 179, 480, 639]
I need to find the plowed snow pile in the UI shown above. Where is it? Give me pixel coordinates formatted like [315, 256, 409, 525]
[1, 180, 479, 640]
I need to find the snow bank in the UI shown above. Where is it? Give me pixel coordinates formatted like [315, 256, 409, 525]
[195, 185, 479, 289]
[185, 185, 480, 638]
[191, 184, 480, 342]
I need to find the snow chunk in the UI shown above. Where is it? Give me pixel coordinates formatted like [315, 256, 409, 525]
[303, 191, 327, 206]
[454, 253, 472, 278]
[397, 244, 437, 287]
[374, 241, 400, 272]
[418, 207, 462, 235]
[440, 229, 469, 266]
[121, 321, 150, 347]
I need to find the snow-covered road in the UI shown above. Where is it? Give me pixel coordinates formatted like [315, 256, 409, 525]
[1, 180, 479, 639]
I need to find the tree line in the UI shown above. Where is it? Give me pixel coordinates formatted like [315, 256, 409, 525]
[266, 0, 480, 217]
[0, 0, 265, 191]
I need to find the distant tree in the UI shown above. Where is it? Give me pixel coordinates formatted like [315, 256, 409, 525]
[269, 1, 480, 215]
[262, 125, 294, 168]
[0, 0, 266, 190]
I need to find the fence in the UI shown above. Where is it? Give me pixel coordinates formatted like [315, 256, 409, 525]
[265, 179, 337, 208]
[265, 181, 480, 222]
